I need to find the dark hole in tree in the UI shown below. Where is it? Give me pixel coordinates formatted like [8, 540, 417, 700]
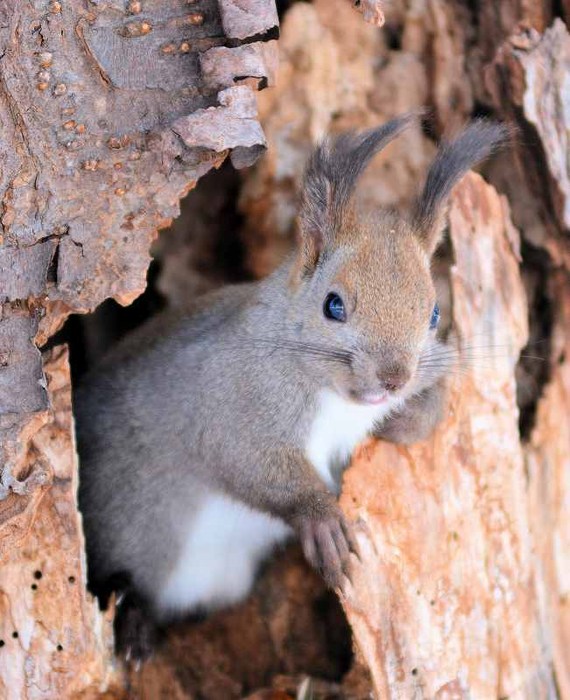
[384, 20, 403, 51]
[516, 242, 553, 440]
[51, 162, 356, 695]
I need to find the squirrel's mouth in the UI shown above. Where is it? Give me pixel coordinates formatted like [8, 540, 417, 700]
[351, 391, 389, 406]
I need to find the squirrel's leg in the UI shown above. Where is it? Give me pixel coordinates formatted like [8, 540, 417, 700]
[373, 378, 448, 445]
[216, 447, 359, 591]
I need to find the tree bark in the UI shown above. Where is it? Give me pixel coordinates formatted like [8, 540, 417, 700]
[0, 1, 277, 696]
[0, 0, 569, 698]
[341, 174, 562, 698]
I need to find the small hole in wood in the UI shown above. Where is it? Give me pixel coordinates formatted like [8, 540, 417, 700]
[412, 668, 418, 676]
[68, 576, 76, 584]
[57, 644, 63, 652]
[12, 632, 18, 639]
[31, 584, 38, 590]
[34, 570, 43, 580]
[0, 640, 4, 647]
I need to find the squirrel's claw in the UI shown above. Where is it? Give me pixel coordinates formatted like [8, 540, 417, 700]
[299, 512, 357, 593]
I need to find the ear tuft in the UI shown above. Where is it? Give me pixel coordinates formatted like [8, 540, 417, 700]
[298, 113, 417, 264]
[413, 120, 510, 254]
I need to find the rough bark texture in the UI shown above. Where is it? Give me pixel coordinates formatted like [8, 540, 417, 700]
[0, 346, 122, 699]
[525, 269, 570, 700]
[0, 1, 277, 696]
[1, 0, 569, 698]
[340, 174, 551, 698]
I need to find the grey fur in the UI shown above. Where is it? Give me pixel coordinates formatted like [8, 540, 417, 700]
[77, 275, 360, 600]
[413, 120, 509, 250]
[76, 118, 503, 632]
[300, 114, 416, 245]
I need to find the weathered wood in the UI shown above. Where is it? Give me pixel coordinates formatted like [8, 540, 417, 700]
[1, 0, 569, 697]
[526, 270, 570, 699]
[487, 19, 570, 268]
[0, 1, 277, 695]
[0, 0, 276, 502]
[351, 0, 385, 27]
[0, 346, 123, 699]
[340, 174, 557, 698]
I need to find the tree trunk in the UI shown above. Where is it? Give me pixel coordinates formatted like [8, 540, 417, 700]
[0, 0, 568, 698]
[341, 174, 565, 698]
[0, 1, 277, 696]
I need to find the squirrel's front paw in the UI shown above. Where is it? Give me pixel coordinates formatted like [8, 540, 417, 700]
[297, 509, 359, 591]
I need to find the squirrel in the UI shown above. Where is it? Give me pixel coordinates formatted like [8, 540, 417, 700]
[74, 115, 507, 659]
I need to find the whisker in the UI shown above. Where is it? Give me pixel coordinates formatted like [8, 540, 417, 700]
[234, 336, 354, 366]
[456, 333, 550, 348]
[420, 346, 546, 362]
[416, 364, 472, 375]
[419, 354, 545, 366]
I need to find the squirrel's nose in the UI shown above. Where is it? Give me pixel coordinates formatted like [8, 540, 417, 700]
[377, 366, 410, 393]
[382, 379, 405, 392]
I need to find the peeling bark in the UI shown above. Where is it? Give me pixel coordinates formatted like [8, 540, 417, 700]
[340, 174, 557, 699]
[351, 0, 385, 27]
[1, 0, 569, 697]
[526, 270, 570, 699]
[0, 346, 122, 700]
[486, 19, 570, 268]
[0, 0, 276, 694]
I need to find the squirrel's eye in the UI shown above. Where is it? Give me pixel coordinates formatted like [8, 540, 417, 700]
[429, 303, 440, 330]
[324, 293, 346, 322]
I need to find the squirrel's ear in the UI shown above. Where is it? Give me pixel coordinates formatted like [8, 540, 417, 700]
[413, 120, 509, 255]
[297, 114, 416, 270]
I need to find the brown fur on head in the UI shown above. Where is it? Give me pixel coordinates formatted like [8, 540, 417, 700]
[288, 116, 508, 404]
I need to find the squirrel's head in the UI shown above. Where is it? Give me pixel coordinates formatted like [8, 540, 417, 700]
[288, 115, 507, 405]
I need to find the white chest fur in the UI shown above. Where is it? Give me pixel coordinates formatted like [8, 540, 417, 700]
[305, 389, 396, 489]
[158, 494, 290, 617]
[158, 389, 397, 617]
